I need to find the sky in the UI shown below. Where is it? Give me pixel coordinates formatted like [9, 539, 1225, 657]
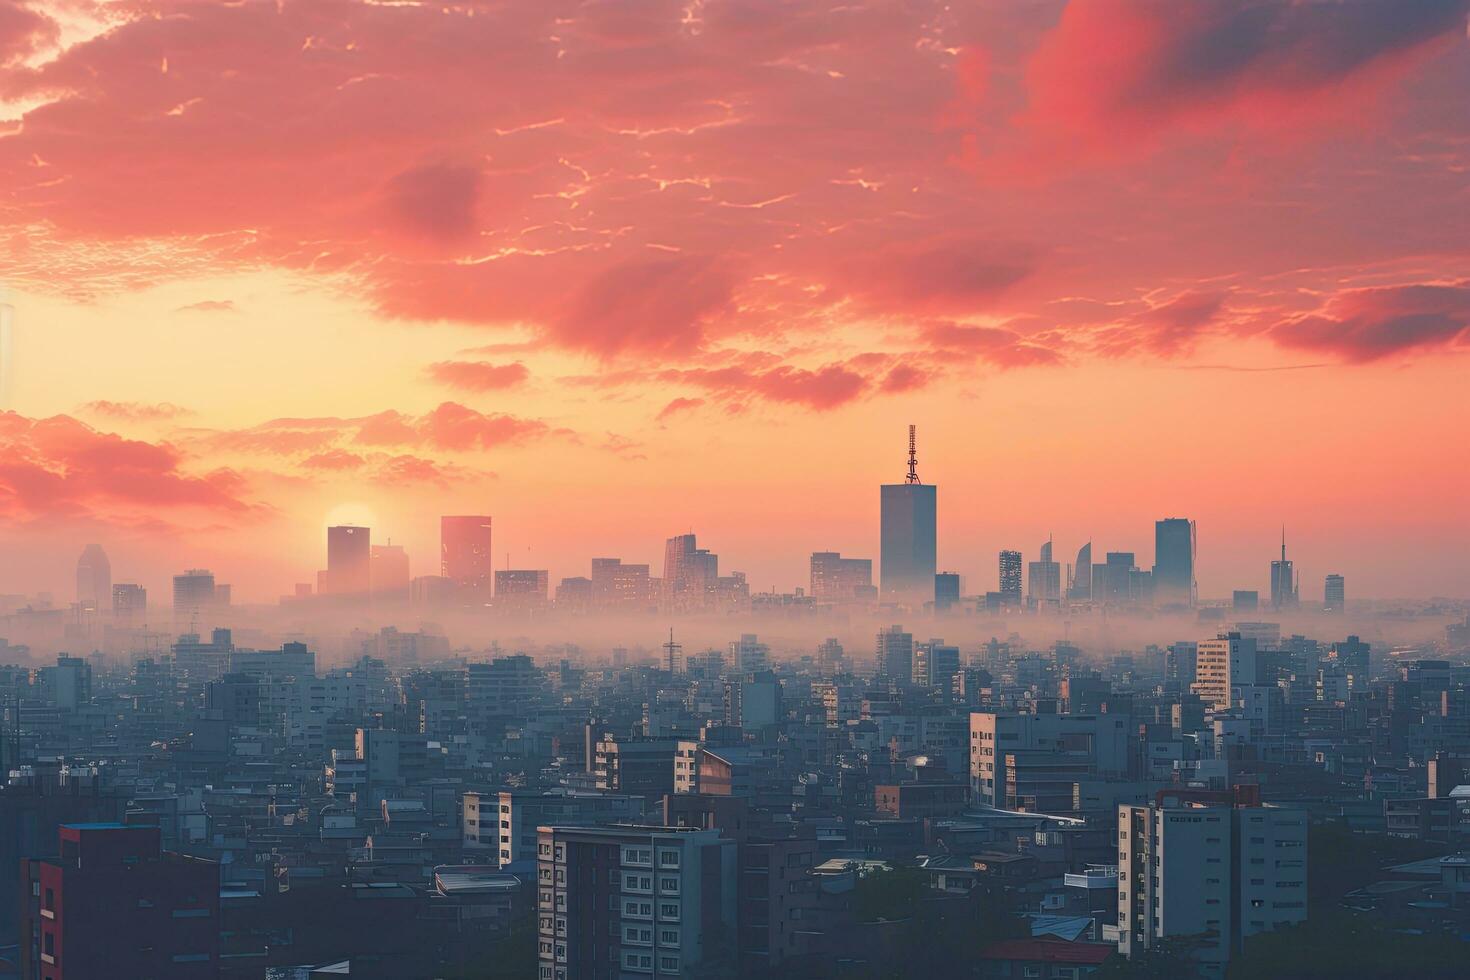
[0, 0, 1468, 604]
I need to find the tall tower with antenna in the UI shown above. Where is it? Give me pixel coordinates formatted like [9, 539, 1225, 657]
[880, 425, 937, 607]
[906, 424, 921, 484]
[662, 628, 682, 675]
[1270, 525, 1298, 610]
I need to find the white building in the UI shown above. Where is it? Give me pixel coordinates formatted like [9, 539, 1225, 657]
[1192, 633, 1258, 712]
[1118, 798, 1307, 977]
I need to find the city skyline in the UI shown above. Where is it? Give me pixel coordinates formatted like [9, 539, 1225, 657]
[1, 1, 1468, 604]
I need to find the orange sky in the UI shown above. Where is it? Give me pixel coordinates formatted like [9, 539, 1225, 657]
[1, 0, 1468, 603]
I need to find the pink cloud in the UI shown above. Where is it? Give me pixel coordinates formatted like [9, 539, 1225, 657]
[78, 400, 192, 421]
[1271, 281, 1470, 361]
[427, 360, 530, 392]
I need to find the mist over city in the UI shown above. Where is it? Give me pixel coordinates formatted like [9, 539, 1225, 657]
[2, 1, 1470, 978]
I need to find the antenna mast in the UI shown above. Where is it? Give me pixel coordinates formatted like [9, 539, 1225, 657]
[663, 628, 682, 675]
[905, 424, 921, 484]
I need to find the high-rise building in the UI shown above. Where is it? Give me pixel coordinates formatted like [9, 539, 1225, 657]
[1118, 796, 1307, 977]
[112, 583, 147, 621]
[914, 640, 960, 690]
[1068, 541, 1093, 601]
[1324, 574, 1345, 613]
[440, 515, 493, 600]
[729, 634, 770, 672]
[1026, 538, 1061, 609]
[467, 790, 641, 866]
[495, 569, 549, 608]
[1192, 632, 1259, 711]
[809, 551, 875, 601]
[1270, 528, 1297, 610]
[1153, 517, 1196, 608]
[75, 543, 111, 611]
[591, 558, 653, 609]
[880, 426, 937, 607]
[969, 710, 1131, 809]
[320, 524, 371, 596]
[172, 569, 217, 624]
[535, 824, 736, 979]
[934, 571, 961, 611]
[875, 625, 914, 686]
[20, 823, 220, 980]
[370, 542, 410, 599]
[998, 550, 1023, 607]
[663, 533, 719, 608]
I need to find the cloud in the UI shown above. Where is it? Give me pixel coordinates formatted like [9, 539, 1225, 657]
[552, 254, 739, 356]
[658, 363, 868, 411]
[921, 322, 1065, 367]
[0, 411, 254, 527]
[299, 448, 366, 471]
[1017, 0, 1470, 158]
[78, 400, 192, 421]
[880, 363, 935, 393]
[174, 299, 236, 314]
[656, 396, 704, 421]
[0, 0, 57, 66]
[1270, 281, 1470, 361]
[840, 239, 1034, 315]
[384, 163, 482, 243]
[427, 360, 530, 391]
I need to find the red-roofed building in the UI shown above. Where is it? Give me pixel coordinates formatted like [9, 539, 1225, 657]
[978, 938, 1114, 978]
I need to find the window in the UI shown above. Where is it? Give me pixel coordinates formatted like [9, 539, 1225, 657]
[660, 928, 680, 945]
[658, 875, 680, 894]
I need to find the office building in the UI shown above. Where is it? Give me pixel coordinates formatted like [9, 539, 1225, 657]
[172, 569, 218, 624]
[1232, 590, 1258, 612]
[724, 671, 782, 729]
[729, 634, 770, 672]
[1153, 518, 1196, 608]
[970, 711, 1131, 810]
[441, 515, 493, 600]
[998, 550, 1023, 608]
[591, 558, 653, 609]
[662, 533, 720, 609]
[370, 542, 411, 599]
[915, 640, 960, 690]
[1324, 574, 1345, 613]
[1270, 529, 1297, 610]
[1118, 795, 1307, 977]
[535, 824, 736, 979]
[593, 736, 679, 799]
[934, 571, 961, 611]
[1068, 541, 1093, 601]
[495, 569, 550, 608]
[1026, 538, 1061, 609]
[20, 823, 219, 980]
[111, 583, 146, 621]
[1192, 632, 1259, 712]
[75, 543, 111, 611]
[809, 551, 874, 601]
[880, 426, 937, 606]
[319, 524, 371, 596]
[465, 790, 642, 866]
[875, 625, 914, 686]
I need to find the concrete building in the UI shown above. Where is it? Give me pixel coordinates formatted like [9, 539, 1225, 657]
[880, 429, 937, 607]
[441, 515, 493, 601]
[535, 824, 736, 979]
[969, 711, 1131, 810]
[465, 790, 643, 866]
[1117, 793, 1307, 978]
[1192, 633, 1259, 712]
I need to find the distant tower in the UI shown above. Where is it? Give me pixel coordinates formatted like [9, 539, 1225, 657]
[1152, 517, 1196, 609]
[1324, 574, 1345, 613]
[76, 544, 111, 611]
[881, 426, 937, 607]
[663, 628, 682, 674]
[1270, 526, 1298, 610]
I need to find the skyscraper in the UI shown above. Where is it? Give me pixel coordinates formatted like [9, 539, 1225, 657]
[998, 550, 1022, 607]
[1068, 541, 1092, 601]
[1324, 574, 1345, 613]
[934, 572, 961, 611]
[875, 625, 914, 686]
[663, 533, 718, 608]
[76, 543, 111, 611]
[321, 524, 371, 596]
[1270, 528, 1298, 610]
[172, 569, 217, 624]
[1153, 517, 1196, 608]
[810, 551, 875, 601]
[440, 515, 493, 600]
[1026, 537, 1061, 608]
[370, 543, 411, 599]
[112, 583, 147, 621]
[880, 426, 936, 607]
